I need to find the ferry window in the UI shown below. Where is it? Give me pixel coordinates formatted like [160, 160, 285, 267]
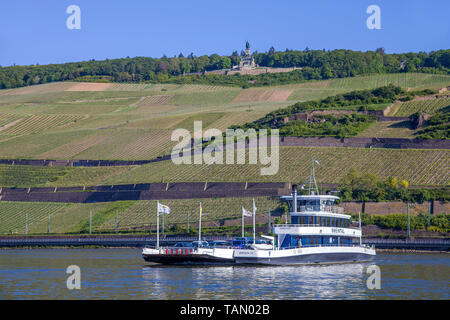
[307, 199, 319, 206]
[313, 216, 317, 225]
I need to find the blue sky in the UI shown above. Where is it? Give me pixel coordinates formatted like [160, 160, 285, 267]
[0, 0, 449, 66]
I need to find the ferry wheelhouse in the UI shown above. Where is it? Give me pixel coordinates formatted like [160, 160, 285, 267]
[277, 192, 358, 249]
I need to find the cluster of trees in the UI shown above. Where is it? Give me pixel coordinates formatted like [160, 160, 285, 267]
[397, 88, 437, 102]
[356, 212, 449, 233]
[232, 85, 403, 138]
[338, 169, 449, 203]
[255, 48, 450, 76]
[414, 106, 450, 139]
[279, 114, 376, 138]
[0, 48, 449, 89]
[0, 54, 236, 89]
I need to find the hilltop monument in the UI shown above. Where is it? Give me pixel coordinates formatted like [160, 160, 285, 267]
[239, 41, 256, 70]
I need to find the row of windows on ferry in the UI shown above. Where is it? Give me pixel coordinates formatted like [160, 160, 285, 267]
[281, 235, 354, 248]
[290, 216, 350, 228]
[286, 199, 342, 213]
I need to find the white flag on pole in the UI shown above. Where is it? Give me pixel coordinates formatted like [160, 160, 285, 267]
[313, 159, 320, 165]
[157, 203, 171, 214]
[242, 207, 253, 217]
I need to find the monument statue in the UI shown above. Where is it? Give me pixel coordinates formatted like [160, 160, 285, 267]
[240, 41, 256, 70]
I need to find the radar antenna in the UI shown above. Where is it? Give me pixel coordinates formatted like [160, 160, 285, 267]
[309, 159, 320, 195]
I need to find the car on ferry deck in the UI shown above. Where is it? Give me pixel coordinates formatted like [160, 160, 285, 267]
[209, 240, 232, 248]
[173, 242, 193, 248]
[191, 241, 209, 248]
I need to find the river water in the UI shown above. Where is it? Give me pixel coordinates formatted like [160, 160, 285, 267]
[0, 248, 448, 300]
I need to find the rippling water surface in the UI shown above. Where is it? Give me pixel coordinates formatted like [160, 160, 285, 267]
[0, 248, 448, 299]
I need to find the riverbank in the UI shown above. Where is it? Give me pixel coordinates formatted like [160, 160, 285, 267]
[1, 246, 448, 253]
[0, 235, 448, 251]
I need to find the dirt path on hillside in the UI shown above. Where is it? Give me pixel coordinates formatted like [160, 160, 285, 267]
[0, 118, 24, 132]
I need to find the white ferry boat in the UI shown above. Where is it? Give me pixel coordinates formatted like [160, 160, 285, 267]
[233, 184, 376, 265]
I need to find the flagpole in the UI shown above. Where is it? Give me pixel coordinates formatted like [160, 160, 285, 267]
[253, 198, 256, 245]
[198, 202, 202, 242]
[156, 201, 160, 249]
[242, 208, 244, 238]
[359, 211, 362, 246]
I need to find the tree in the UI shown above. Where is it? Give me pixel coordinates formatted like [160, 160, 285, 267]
[400, 180, 409, 189]
[386, 177, 398, 188]
[268, 46, 275, 55]
[320, 65, 334, 79]
[376, 47, 385, 55]
[230, 51, 240, 66]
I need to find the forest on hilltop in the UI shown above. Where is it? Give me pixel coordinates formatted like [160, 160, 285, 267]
[0, 48, 449, 89]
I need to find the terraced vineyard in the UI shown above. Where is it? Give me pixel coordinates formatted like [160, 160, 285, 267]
[0, 114, 24, 128]
[0, 114, 84, 136]
[0, 201, 112, 234]
[98, 197, 280, 231]
[0, 197, 280, 234]
[0, 164, 128, 188]
[2, 147, 444, 188]
[104, 147, 450, 186]
[0, 202, 69, 234]
[388, 97, 450, 116]
[0, 165, 71, 187]
[134, 95, 174, 106]
[0, 73, 448, 190]
[287, 73, 450, 101]
[358, 121, 416, 138]
[325, 73, 450, 91]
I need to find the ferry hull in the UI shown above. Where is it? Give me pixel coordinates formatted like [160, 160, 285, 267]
[142, 247, 235, 265]
[234, 247, 376, 266]
[142, 253, 235, 265]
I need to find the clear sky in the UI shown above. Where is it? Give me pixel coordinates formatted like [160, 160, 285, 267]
[0, 0, 449, 66]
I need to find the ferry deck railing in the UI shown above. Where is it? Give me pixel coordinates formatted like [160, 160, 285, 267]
[274, 224, 360, 230]
[276, 243, 374, 250]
